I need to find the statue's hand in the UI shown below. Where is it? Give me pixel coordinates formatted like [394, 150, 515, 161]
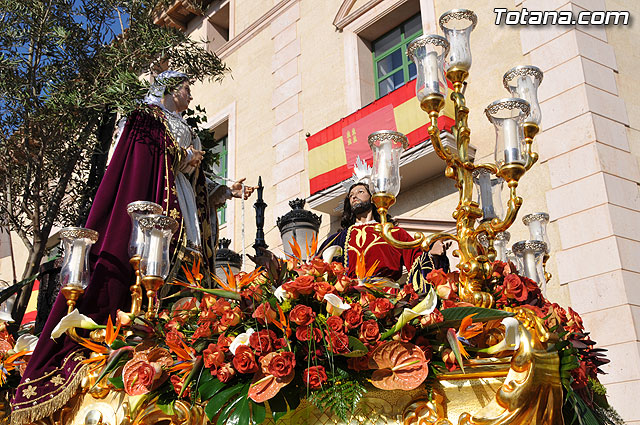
[186, 147, 205, 167]
[230, 178, 255, 200]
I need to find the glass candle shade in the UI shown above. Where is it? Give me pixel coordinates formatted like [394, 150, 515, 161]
[139, 215, 179, 279]
[505, 248, 521, 270]
[60, 227, 99, 289]
[494, 231, 511, 263]
[472, 168, 504, 222]
[503, 66, 544, 125]
[485, 98, 530, 167]
[368, 130, 409, 196]
[439, 9, 477, 72]
[522, 212, 550, 254]
[0, 281, 15, 322]
[407, 35, 449, 102]
[127, 201, 163, 258]
[512, 240, 547, 285]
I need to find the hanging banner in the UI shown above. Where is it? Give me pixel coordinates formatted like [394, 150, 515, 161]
[306, 79, 455, 195]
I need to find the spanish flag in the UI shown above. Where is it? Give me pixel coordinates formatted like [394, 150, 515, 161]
[306, 79, 455, 195]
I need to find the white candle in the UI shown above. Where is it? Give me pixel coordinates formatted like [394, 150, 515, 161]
[448, 31, 471, 70]
[528, 220, 544, 241]
[502, 119, 520, 164]
[376, 142, 392, 193]
[426, 50, 440, 94]
[522, 249, 538, 283]
[68, 240, 86, 286]
[478, 172, 495, 220]
[147, 229, 164, 277]
[516, 76, 534, 104]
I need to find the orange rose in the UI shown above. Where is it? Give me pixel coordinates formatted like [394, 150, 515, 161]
[252, 302, 276, 325]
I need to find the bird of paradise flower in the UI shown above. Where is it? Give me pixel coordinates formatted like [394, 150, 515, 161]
[0, 350, 31, 386]
[446, 314, 484, 373]
[80, 315, 123, 374]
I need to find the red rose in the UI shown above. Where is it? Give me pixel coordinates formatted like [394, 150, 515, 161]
[435, 278, 457, 300]
[398, 284, 418, 302]
[309, 257, 328, 276]
[571, 361, 589, 390]
[328, 262, 345, 277]
[289, 305, 316, 326]
[232, 345, 259, 374]
[503, 274, 528, 302]
[426, 268, 448, 287]
[217, 333, 232, 352]
[217, 363, 235, 383]
[203, 343, 225, 369]
[266, 351, 296, 378]
[359, 320, 380, 344]
[249, 329, 277, 356]
[303, 366, 328, 389]
[283, 275, 315, 296]
[342, 303, 363, 329]
[326, 316, 344, 334]
[369, 298, 393, 319]
[398, 324, 416, 342]
[442, 348, 458, 372]
[213, 299, 232, 316]
[419, 309, 444, 327]
[325, 331, 350, 354]
[221, 308, 242, 327]
[166, 329, 185, 346]
[313, 281, 337, 301]
[191, 323, 212, 342]
[334, 275, 354, 292]
[415, 336, 433, 362]
[252, 302, 277, 325]
[295, 325, 322, 342]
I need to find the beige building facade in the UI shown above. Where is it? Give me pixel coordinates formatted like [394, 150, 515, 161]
[1, 0, 638, 422]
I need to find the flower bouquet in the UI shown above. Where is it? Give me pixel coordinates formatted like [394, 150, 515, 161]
[47, 248, 622, 425]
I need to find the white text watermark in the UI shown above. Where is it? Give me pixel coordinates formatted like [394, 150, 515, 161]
[494, 8, 630, 26]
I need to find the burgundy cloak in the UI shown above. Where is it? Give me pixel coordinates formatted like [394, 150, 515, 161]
[11, 107, 211, 423]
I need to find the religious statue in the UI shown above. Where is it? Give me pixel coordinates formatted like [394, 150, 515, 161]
[11, 71, 253, 424]
[317, 160, 448, 291]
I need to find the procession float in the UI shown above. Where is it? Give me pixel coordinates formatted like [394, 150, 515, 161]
[0, 8, 624, 425]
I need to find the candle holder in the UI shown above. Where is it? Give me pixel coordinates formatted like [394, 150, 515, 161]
[523, 212, 552, 282]
[439, 9, 477, 88]
[406, 35, 449, 116]
[0, 281, 15, 322]
[511, 240, 548, 286]
[503, 66, 544, 171]
[59, 227, 99, 313]
[127, 201, 163, 315]
[477, 231, 510, 263]
[473, 168, 504, 223]
[139, 214, 178, 320]
[372, 8, 543, 308]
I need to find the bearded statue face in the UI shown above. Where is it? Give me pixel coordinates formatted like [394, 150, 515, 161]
[348, 184, 373, 215]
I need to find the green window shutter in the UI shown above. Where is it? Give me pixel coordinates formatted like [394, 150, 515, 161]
[373, 13, 423, 99]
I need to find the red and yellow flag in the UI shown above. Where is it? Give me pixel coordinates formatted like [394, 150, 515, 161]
[306, 79, 455, 195]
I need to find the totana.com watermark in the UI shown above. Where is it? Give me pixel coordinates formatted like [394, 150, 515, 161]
[494, 8, 630, 25]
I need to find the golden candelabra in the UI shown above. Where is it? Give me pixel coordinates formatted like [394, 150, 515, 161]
[371, 10, 543, 308]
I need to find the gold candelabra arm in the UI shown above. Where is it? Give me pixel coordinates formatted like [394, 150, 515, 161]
[129, 256, 143, 316]
[523, 122, 540, 171]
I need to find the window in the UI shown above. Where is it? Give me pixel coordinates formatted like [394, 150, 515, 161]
[372, 14, 422, 99]
[212, 134, 229, 225]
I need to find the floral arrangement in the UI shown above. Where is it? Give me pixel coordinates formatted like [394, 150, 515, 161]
[38, 246, 622, 425]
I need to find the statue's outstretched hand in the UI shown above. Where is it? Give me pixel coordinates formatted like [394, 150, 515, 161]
[230, 178, 255, 200]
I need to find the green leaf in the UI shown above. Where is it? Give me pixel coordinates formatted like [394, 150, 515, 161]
[110, 339, 128, 350]
[108, 376, 124, 389]
[217, 392, 245, 425]
[204, 382, 245, 421]
[423, 307, 513, 332]
[228, 392, 250, 425]
[198, 375, 226, 400]
[251, 402, 266, 425]
[341, 336, 369, 358]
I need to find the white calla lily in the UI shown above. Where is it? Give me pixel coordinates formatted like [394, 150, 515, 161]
[50, 309, 101, 340]
[393, 287, 438, 332]
[480, 317, 521, 354]
[274, 286, 288, 303]
[229, 328, 255, 355]
[323, 293, 351, 316]
[322, 245, 342, 263]
[14, 334, 38, 352]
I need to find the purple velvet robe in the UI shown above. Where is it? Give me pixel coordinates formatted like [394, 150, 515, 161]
[11, 107, 204, 423]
